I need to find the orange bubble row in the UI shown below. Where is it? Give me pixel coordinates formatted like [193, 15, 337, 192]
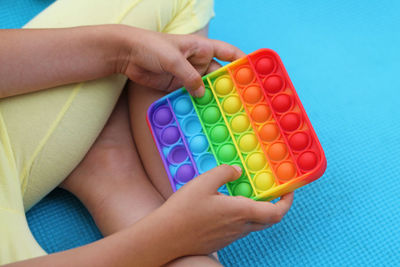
[227, 63, 298, 183]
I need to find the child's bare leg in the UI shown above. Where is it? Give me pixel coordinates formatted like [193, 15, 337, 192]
[60, 90, 221, 266]
[60, 92, 165, 236]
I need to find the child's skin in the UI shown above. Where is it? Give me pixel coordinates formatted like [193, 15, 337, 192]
[1, 25, 294, 266]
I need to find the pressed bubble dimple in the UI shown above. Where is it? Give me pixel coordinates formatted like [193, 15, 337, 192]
[168, 145, 188, 164]
[233, 182, 253, 197]
[254, 172, 275, 190]
[202, 106, 221, 124]
[289, 132, 310, 151]
[194, 88, 213, 105]
[251, 104, 271, 123]
[175, 164, 195, 183]
[174, 96, 192, 116]
[153, 106, 172, 126]
[268, 142, 287, 161]
[243, 85, 262, 104]
[161, 126, 180, 145]
[264, 75, 284, 94]
[259, 123, 279, 142]
[272, 94, 292, 113]
[218, 144, 236, 163]
[215, 76, 233, 96]
[182, 116, 202, 135]
[239, 133, 258, 152]
[298, 151, 318, 171]
[198, 154, 217, 173]
[210, 125, 229, 143]
[223, 95, 242, 114]
[235, 67, 254, 85]
[276, 162, 296, 181]
[230, 114, 250, 133]
[280, 113, 301, 131]
[189, 135, 208, 154]
[256, 57, 275, 75]
[247, 152, 266, 172]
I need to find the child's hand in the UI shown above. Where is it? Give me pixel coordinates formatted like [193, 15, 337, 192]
[115, 26, 245, 97]
[157, 165, 294, 256]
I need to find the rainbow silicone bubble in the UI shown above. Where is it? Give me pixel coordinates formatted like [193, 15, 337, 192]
[280, 112, 302, 132]
[153, 106, 172, 127]
[268, 142, 288, 161]
[255, 57, 275, 75]
[215, 76, 234, 96]
[168, 145, 188, 164]
[198, 154, 217, 173]
[233, 182, 253, 197]
[272, 94, 292, 113]
[174, 96, 192, 116]
[263, 74, 284, 93]
[194, 88, 213, 105]
[243, 85, 263, 104]
[251, 104, 271, 123]
[289, 131, 310, 151]
[254, 171, 275, 191]
[239, 133, 258, 152]
[223, 95, 242, 114]
[218, 144, 237, 163]
[161, 126, 180, 145]
[202, 106, 221, 124]
[147, 49, 326, 201]
[246, 152, 266, 172]
[175, 164, 195, 183]
[189, 135, 208, 154]
[235, 66, 254, 85]
[182, 116, 202, 135]
[259, 123, 279, 142]
[231, 114, 250, 133]
[210, 125, 229, 143]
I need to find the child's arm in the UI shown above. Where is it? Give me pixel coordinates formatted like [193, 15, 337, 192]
[0, 25, 243, 99]
[8, 165, 293, 267]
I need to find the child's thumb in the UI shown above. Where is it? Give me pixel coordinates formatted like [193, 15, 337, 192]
[200, 164, 242, 192]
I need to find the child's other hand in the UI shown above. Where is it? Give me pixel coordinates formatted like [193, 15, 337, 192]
[115, 25, 245, 97]
[158, 165, 294, 256]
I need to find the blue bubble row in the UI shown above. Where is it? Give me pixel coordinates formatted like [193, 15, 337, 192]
[170, 90, 229, 194]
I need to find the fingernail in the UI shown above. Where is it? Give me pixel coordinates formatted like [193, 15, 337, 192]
[194, 86, 205, 98]
[232, 165, 242, 174]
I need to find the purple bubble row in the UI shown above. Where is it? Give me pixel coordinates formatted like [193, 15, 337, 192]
[148, 94, 199, 190]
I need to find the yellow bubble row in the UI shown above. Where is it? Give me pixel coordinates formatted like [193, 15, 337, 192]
[209, 73, 276, 194]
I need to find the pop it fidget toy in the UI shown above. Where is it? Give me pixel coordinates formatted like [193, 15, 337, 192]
[147, 49, 326, 201]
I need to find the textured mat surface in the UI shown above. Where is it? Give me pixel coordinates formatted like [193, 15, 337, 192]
[1, 0, 399, 266]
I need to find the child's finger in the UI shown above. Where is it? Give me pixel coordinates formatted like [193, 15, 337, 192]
[206, 59, 222, 74]
[248, 222, 272, 232]
[211, 39, 246, 62]
[199, 164, 242, 192]
[163, 52, 204, 97]
[241, 193, 294, 225]
[274, 192, 294, 216]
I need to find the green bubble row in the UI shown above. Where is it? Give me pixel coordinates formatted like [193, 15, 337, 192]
[191, 84, 254, 197]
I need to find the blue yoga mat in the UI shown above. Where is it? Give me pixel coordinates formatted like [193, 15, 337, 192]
[1, 0, 399, 266]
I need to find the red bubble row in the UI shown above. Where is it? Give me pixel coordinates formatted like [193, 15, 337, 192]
[248, 50, 321, 174]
